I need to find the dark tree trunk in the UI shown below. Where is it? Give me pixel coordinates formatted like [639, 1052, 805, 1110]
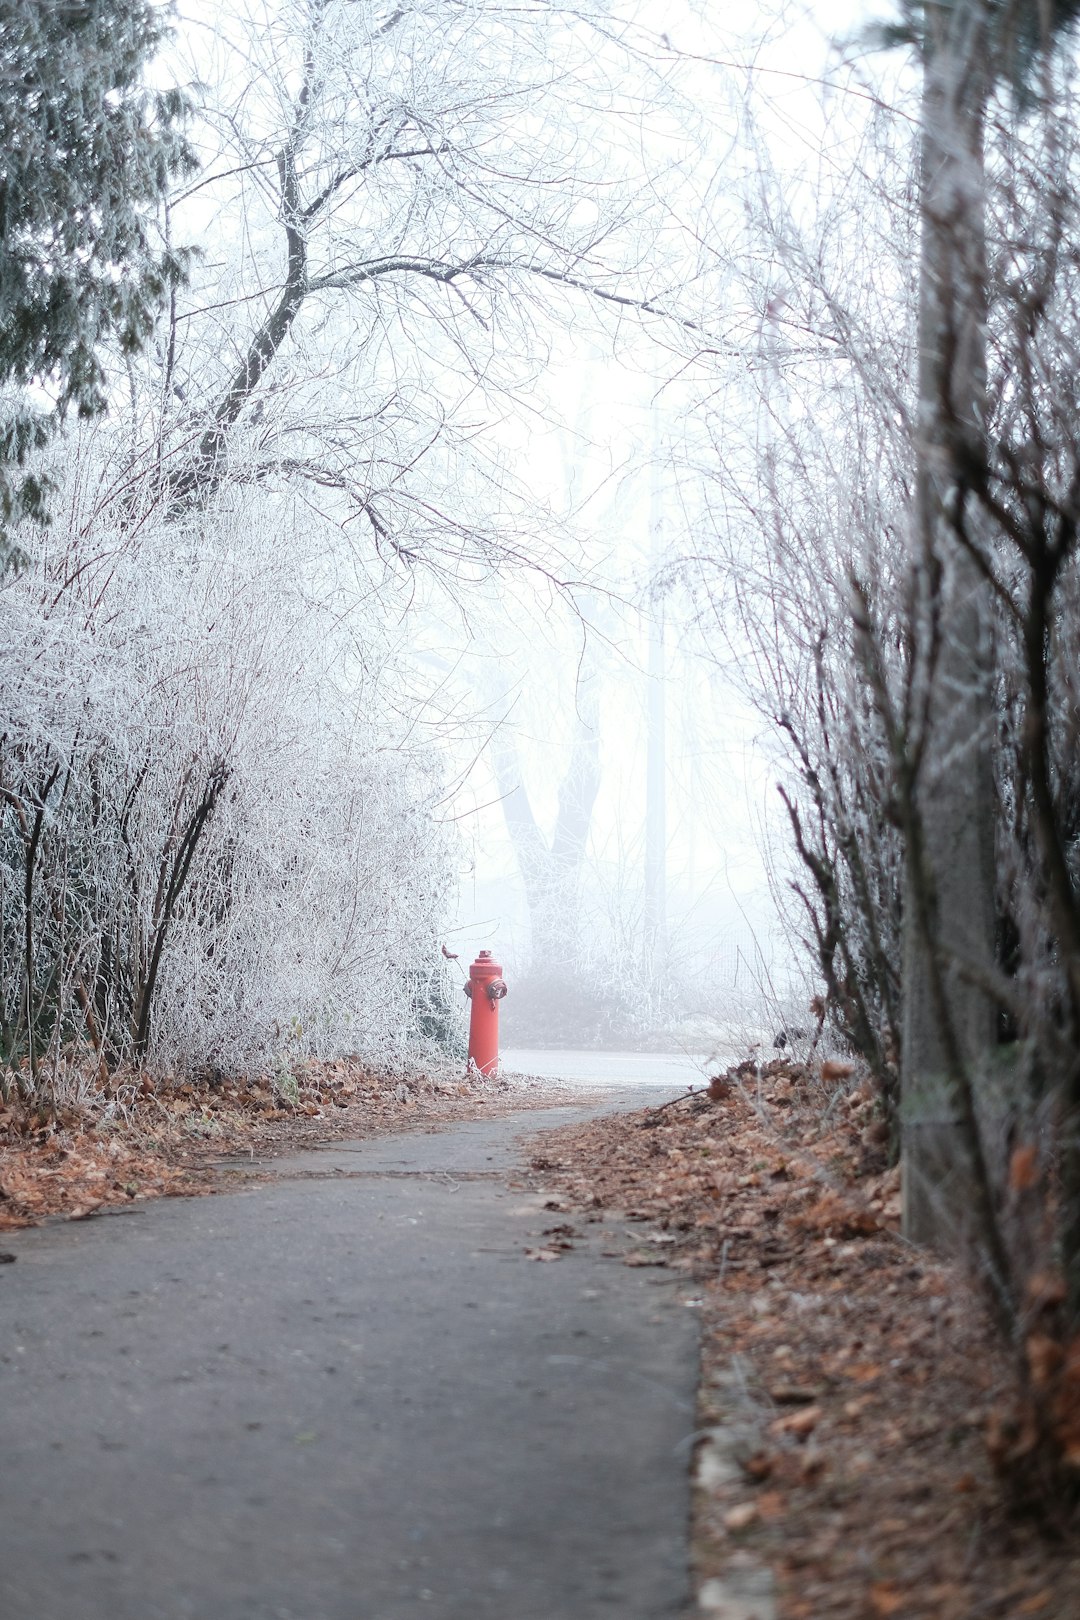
[902, 1, 999, 1245]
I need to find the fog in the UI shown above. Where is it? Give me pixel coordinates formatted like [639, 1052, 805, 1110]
[429, 1, 886, 1055]
[440, 378, 798, 1055]
[2, 0, 889, 1080]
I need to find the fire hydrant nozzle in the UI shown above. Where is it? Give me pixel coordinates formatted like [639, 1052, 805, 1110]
[465, 950, 506, 1077]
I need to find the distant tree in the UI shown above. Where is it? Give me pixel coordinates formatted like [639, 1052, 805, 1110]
[0, 0, 192, 553]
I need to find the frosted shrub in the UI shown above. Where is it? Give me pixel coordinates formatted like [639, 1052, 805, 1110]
[0, 487, 458, 1093]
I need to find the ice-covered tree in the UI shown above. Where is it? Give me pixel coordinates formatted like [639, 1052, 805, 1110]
[0, 464, 460, 1086]
[122, 0, 685, 559]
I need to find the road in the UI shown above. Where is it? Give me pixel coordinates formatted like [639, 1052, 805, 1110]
[0, 1083, 699, 1620]
[502, 1048, 709, 1088]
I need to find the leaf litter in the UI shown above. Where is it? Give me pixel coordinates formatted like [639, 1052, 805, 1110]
[6, 1051, 1078, 1612]
[0, 1059, 571, 1234]
[520, 1057, 1080, 1619]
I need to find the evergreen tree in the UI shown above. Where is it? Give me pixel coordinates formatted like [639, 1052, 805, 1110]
[0, 0, 193, 554]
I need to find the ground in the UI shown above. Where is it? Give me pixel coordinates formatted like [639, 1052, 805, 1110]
[0, 1089, 696, 1620]
[0, 1058, 544, 1232]
[531, 1060, 1080, 1619]
[3, 1053, 1079, 1616]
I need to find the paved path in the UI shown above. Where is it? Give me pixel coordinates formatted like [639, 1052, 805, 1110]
[0, 1086, 699, 1620]
[502, 1049, 708, 1089]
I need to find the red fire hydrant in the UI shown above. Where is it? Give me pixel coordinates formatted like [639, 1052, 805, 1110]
[464, 950, 507, 1076]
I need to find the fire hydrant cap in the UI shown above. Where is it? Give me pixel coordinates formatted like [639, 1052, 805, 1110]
[469, 951, 503, 978]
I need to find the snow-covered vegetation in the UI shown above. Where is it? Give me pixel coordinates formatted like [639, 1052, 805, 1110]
[0, 468, 458, 1081]
[0, 0, 680, 1087]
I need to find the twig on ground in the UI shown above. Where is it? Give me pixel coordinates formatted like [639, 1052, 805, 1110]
[644, 1087, 710, 1120]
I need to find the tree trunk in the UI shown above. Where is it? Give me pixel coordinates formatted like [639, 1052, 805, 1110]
[491, 661, 601, 966]
[902, 1, 999, 1244]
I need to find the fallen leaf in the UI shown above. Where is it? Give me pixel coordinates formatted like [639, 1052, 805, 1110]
[800, 1448, 827, 1482]
[845, 1362, 883, 1384]
[869, 1583, 905, 1617]
[1025, 1272, 1066, 1311]
[1026, 1332, 1064, 1390]
[525, 1247, 561, 1262]
[792, 1189, 879, 1239]
[741, 1450, 774, 1481]
[771, 1405, 822, 1439]
[540, 1218, 582, 1244]
[722, 1502, 758, 1532]
[1009, 1144, 1039, 1193]
[1061, 1432, 1080, 1468]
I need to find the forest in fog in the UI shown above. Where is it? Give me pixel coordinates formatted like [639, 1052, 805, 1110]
[8, 0, 1080, 1484]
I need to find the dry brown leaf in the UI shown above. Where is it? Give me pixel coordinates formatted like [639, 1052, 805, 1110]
[1009, 1143, 1039, 1193]
[869, 1583, 905, 1617]
[1025, 1332, 1064, 1390]
[741, 1450, 775, 1481]
[845, 1362, 883, 1384]
[722, 1502, 758, 1532]
[770, 1404, 822, 1439]
[1025, 1271, 1066, 1312]
[792, 1190, 879, 1239]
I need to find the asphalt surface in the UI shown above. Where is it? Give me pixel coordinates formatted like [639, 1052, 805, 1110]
[0, 1085, 700, 1620]
[502, 1049, 709, 1088]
